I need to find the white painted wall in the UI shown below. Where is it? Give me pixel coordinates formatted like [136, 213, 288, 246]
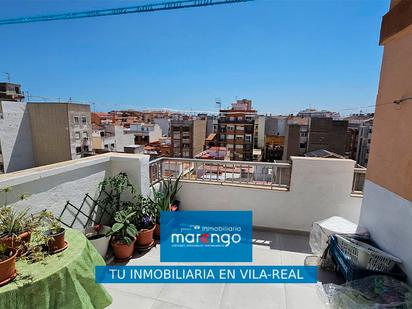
[0, 101, 35, 173]
[176, 157, 362, 232]
[359, 181, 412, 283]
[0, 153, 150, 229]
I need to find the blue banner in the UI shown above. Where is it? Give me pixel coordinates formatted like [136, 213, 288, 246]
[160, 210, 253, 262]
[96, 266, 318, 284]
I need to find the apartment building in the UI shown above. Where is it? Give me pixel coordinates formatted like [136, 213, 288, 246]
[217, 100, 256, 161]
[129, 123, 162, 145]
[0, 100, 35, 173]
[0, 82, 24, 102]
[355, 118, 373, 167]
[27, 102, 92, 166]
[170, 118, 207, 158]
[306, 117, 348, 155]
[91, 112, 113, 125]
[92, 125, 135, 153]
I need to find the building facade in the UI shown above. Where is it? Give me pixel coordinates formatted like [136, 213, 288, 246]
[27, 102, 92, 166]
[129, 123, 162, 145]
[170, 118, 207, 158]
[217, 100, 256, 161]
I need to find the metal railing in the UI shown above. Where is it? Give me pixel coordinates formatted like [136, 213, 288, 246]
[149, 158, 292, 190]
[352, 167, 367, 194]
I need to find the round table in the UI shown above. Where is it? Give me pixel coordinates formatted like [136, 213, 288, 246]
[0, 228, 112, 309]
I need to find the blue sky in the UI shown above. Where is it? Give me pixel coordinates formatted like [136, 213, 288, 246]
[0, 0, 388, 115]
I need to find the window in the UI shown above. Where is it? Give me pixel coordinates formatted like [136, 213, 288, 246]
[74, 116, 79, 125]
[183, 150, 190, 157]
[76, 146, 82, 154]
[236, 126, 244, 131]
[226, 143, 234, 148]
[227, 125, 235, 131]
[227, 134, 234, 140]
[229, 117, 235, 121]
[236, 136, 243, 141]
[235, 144, 243, 149]
[104, 144, 109, 150]
[111, 143, 115, 149]
[75, 132, 81, 140]
[81, 116, 87, 125]
[83, 146, 89, 152]
[245, 134, 252, 143]
[83, 131, 88, 139]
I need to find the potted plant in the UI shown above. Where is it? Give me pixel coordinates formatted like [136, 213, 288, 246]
[0, 244, 17, 285]
[0, 206, 33, 251]
[107, 207, 137, 260]
[151, 175, 181, 238]
[135, 196, 156, 247]
[98, 173, 137, 222]
[40, 211, 66, 253]
[85, 224, 111, 258]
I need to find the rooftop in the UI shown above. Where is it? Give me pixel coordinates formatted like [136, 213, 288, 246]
[105, 230, 331, 309]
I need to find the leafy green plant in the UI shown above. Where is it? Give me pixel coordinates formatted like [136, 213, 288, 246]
[106, 207, 138, 246]
[0, 206, 32, 238]
[0, 243, 11, 260]
[150, 175, 181, 222]
[36, 210, 63, 234]
[134, 196, 157, 229]
[98, 173, 137, 219]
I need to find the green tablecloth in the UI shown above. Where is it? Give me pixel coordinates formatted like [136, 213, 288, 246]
[0, 228, 112, 309]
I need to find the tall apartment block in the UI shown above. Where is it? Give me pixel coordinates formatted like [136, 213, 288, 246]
[217, 100, 256, 161]
[170, 118, 207, 158]
[27, 102, 92, 166]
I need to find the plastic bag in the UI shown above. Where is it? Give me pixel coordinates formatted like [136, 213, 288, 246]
[321, 275, 412, 308]
[309, 216, 369, 256]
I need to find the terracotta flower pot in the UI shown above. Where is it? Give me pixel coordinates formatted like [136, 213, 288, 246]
[45, 228, 66, 252]
[136, 225, 155, 247]
[154, 224, 160, 239]
[111, 238, 136, 260]
[0, 248, 17, 285]
[0, 231, 31, 250]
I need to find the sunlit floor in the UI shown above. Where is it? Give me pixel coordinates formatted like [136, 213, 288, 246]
[103, 230, 335, 309]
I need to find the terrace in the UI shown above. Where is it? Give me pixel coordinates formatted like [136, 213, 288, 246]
[0, 153, 364, 308]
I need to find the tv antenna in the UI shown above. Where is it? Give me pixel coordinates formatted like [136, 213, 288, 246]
[3, 72, 10, 82]
[215, 98, 221, 110]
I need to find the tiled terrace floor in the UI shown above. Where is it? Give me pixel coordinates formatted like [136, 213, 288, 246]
[103, 230, 336, 309]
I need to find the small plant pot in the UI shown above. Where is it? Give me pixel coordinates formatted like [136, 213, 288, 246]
[0, 231, 31, 250]
[136, 225, 155, 247]
[0, 248, 17, 286]
[154, 224, 160, 239]
[45, 228, 66, 252]
[85, 225, 111, 258]
[111, 238, 136, 260]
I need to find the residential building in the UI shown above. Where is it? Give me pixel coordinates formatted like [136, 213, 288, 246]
[92, 125, 134, 152]
[27, 102, 92, 166]
[306, 117, 348, 156]
[359, 0, 412, 282]
[170, 118, 207, 158]
[254, 115, 266, 149]
[282, 123, 301, 160]
[355, 118, 373, 167]
[297, 108, 340, 119]
[263, 116, 288, 161]
[304, 149, 345, 159]
[217, 99, 256, 161]
[0, 82, 24, 102]
[129, 123, 162, 145]
[0, 101, 35, 173]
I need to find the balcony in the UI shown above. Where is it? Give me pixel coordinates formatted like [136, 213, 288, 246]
[0, 153, 364, 308]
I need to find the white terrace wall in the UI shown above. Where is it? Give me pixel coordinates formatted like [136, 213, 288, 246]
[0, 153, 151, 229]
[176, 157, 362, 232]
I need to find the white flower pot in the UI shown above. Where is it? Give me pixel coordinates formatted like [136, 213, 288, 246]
[85, 225, 111, 258]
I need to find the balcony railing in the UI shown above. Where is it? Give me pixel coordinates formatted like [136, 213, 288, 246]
[352, 167, 366, 194]
[149, 158, 292, 190]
